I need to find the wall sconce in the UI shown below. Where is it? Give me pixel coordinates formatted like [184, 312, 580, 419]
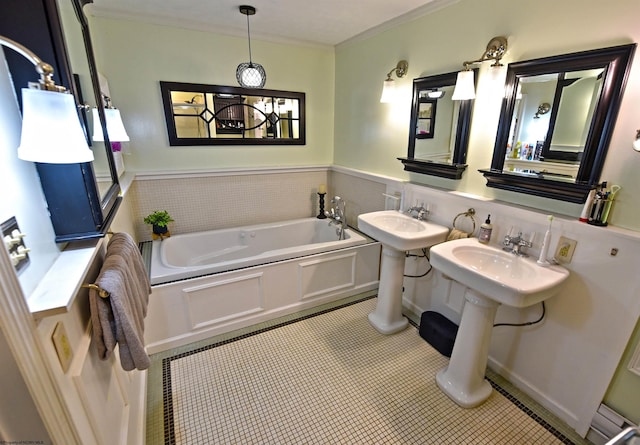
[1, 34, 94, 163]
[633, 129, 640, 152]
[533, 103, 551, 119]
[236, 5, 266, 89]
[452, 36, 508, 100]
[92, 95, 129, 142]
[380, 60, 408, 103]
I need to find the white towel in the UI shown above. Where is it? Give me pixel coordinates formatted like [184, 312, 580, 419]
[89, 233, 151, 371]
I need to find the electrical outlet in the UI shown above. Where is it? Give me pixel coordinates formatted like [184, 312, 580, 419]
[554, 236, 577, 264]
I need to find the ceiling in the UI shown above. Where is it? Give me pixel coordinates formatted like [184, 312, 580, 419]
[88, 0, 458, 47]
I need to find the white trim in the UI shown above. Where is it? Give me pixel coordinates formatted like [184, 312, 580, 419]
[629, 340, 640, 376]
[0, 235, 81, 443]
[132, 165, 330, 181]
[337, 0, 460, 48]
[330, 164, 406, 187]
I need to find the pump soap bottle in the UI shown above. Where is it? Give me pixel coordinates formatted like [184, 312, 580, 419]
[478, 215, 493, 244]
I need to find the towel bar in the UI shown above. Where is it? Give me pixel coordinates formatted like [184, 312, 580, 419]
[82, 283, 110, 298]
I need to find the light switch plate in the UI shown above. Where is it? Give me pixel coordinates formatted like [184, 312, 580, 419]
[554, 236, 577, 264]
[52, 322, 73, 373]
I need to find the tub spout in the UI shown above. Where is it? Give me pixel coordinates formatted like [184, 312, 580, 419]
[326, 196, 347, 240]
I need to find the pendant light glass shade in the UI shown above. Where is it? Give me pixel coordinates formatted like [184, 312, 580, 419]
[92, 108, 130, 142]
[18, 88, 94, 163]
[236, 62, 266, 89]
[452, 70, 476, 100]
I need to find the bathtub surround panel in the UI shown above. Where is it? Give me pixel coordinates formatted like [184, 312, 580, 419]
[184, 273, 264, 330]
[145, 242, 381, 353]
[130, 168, 328, 241]
[297, 252, 356, 300]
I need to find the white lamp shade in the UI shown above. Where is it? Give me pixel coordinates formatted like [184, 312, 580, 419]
[452, 70, 476, 100]
[380, 79, 396, 103]
[18, 88, 94, 163]
[92, 108, 130, 142]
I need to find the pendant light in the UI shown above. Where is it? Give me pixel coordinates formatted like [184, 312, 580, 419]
[236, 5, 266, 89]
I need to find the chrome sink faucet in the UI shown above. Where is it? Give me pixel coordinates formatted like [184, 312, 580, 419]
[503, 232, 532, 256]
[325, 196, 347, 240]
[406, 204, 429, 221]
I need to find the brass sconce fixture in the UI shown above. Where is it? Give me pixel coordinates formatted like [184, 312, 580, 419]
[92, 95, 129, 142]
[1, 34, 94, 163]
[452, 36, 508, 100]
[633, 129, 640, 152]
[380, 60, 409, 103]
[533, 102, 551, 119]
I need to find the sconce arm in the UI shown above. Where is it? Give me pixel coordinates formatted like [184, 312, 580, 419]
[386, 60, 409, 80]
[0, 34, 64, 92]
[461, 36, 508, 69]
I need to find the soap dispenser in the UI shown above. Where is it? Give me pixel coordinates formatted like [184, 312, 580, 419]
[478, 214, 493, 244]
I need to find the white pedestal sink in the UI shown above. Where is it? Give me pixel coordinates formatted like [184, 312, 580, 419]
[429, 237, 570, 408]
[357, 210, 448, 335]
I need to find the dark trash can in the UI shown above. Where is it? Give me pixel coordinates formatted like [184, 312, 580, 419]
[418, 311, 458, 357]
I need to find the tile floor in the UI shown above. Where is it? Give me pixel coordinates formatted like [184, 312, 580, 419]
[146, 293, 592, 444]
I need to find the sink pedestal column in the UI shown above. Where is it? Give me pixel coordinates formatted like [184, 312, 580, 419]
[436, 289, 499, 408]
[368, 245, 409, 334]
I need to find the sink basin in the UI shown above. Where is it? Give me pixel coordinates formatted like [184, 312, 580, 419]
[357, 210, 448, 251]
[430, 237, 569, 307]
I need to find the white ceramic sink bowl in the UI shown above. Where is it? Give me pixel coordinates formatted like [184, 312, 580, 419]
[357, 210, 449, 251]
[430, 237, 569, 307]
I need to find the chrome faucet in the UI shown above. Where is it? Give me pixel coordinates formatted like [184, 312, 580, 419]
[503, 232, 532, 256]
[406, 204, 429, 221]
[325, 196, 347, 240]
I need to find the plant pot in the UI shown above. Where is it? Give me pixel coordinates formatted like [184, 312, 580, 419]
[152, 224, 168, 235]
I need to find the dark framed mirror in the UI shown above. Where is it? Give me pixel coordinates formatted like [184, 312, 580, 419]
[480, 44, 635, 203]
[160, 81, 306, 146]
[398, 70, 477, 180]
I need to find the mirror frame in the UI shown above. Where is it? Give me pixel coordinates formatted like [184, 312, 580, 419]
[481, 44, 635, 203]
[398, 70, 477, 180]
[160, 81, 306, 146]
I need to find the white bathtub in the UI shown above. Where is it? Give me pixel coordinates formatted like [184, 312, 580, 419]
[145, 218, 381, 352]
[150, 218, 369, 285]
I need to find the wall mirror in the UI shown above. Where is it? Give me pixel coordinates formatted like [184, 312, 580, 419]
[398, 70, 477, 179]
[160, 81, 306, 146]
[481, 44, 635, 203]
[57, 0, 120, 198]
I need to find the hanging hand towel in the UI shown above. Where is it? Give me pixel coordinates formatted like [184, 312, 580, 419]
[89, 232, 151, 371]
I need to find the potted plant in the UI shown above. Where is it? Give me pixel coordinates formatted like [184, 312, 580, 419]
[143, 210, 174, 237]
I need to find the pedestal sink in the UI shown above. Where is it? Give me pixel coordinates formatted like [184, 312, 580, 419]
[429, 237, 570, 408]
[357, 210, 448, 334]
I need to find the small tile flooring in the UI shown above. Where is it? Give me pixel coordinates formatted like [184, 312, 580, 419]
[146, 292, 592, 444]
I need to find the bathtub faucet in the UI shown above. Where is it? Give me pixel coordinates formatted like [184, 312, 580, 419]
[325, 196, 347, 240]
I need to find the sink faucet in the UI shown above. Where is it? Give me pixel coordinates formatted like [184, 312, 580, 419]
[503, 232, 532, 256]
[325, 196, 347, 240]
[406, 204, 429, 221]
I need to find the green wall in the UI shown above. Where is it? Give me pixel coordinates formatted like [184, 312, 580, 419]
[87, 16, 335, 171]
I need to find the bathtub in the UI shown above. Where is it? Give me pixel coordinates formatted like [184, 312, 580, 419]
[145, 218, 381, 352]
[150, 218, 369, 285]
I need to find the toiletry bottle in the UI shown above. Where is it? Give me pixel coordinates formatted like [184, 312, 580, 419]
[478, 215, 493, 244]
